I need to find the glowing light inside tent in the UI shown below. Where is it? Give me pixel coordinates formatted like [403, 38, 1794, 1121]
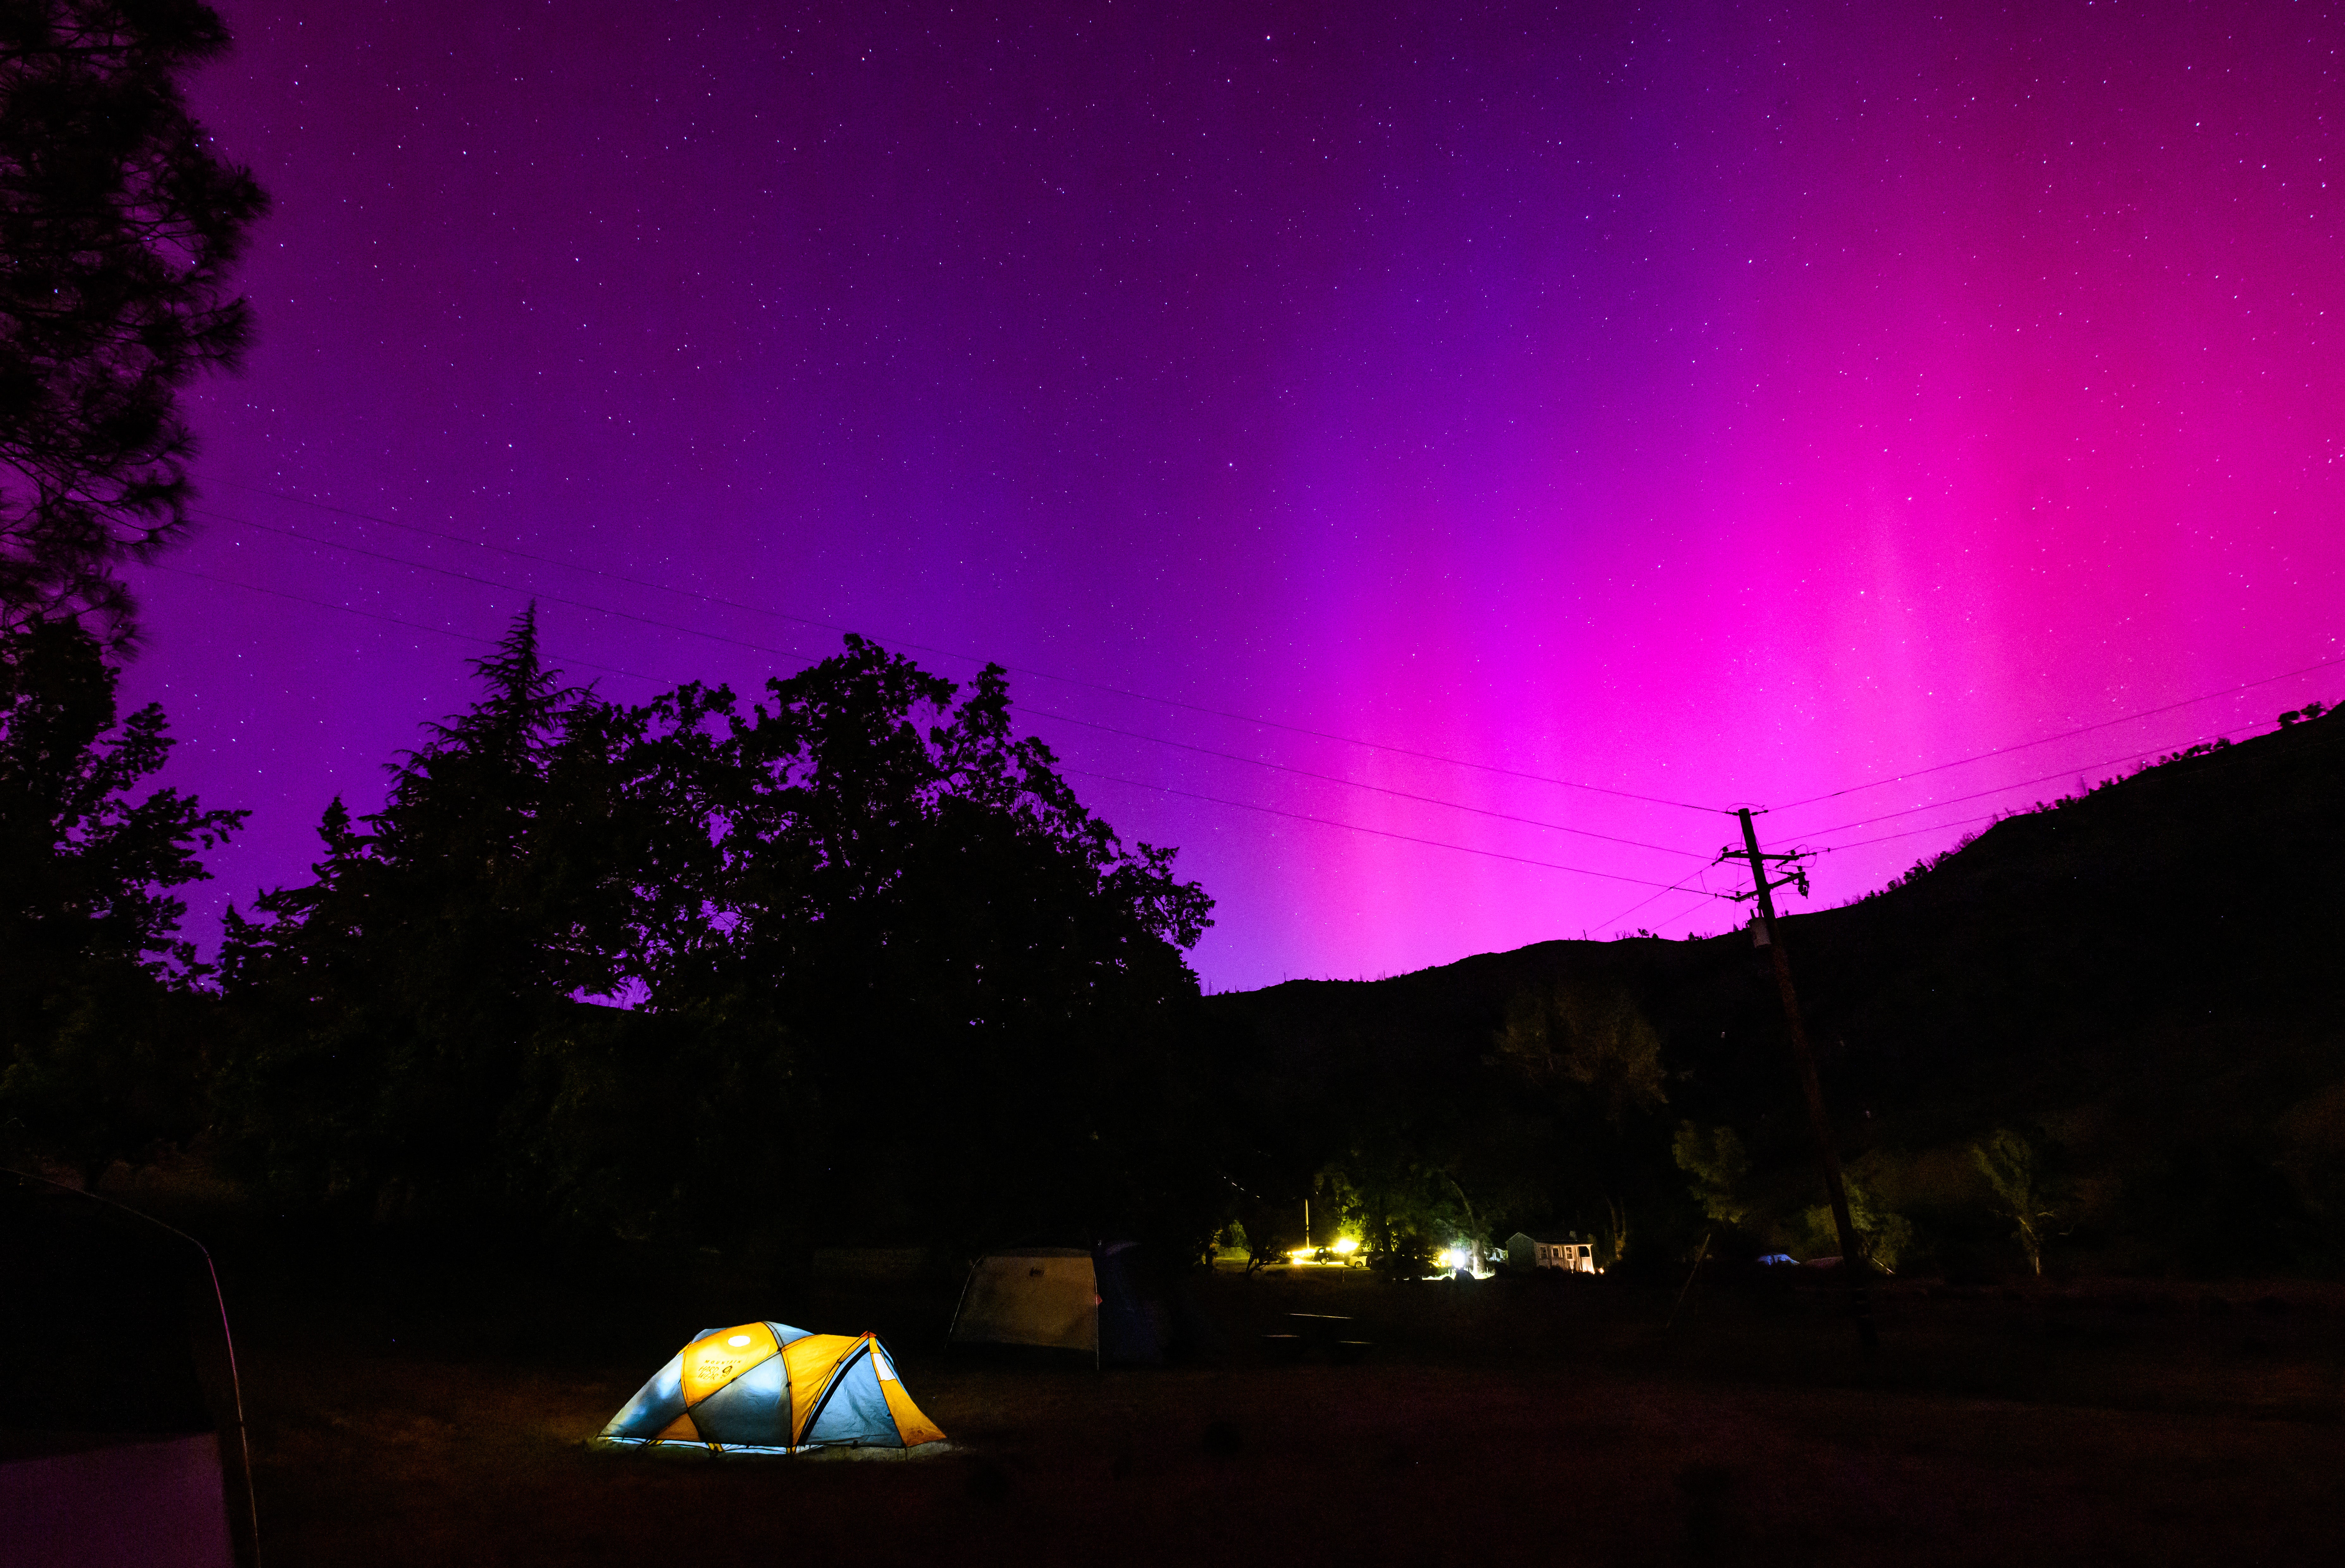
[1332, 1236, 1358, 1255]
[1436, 1249, 1465, 1270]
[680, 1320, 780, 1405]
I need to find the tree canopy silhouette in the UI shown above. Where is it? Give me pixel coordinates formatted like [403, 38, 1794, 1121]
[0, 615, 242, 1181]
[0, 0, 268, 641]
[691, 635, 1217, 1243]
[218, 608, 641, 1223]
[220, 620, 1217, 1252]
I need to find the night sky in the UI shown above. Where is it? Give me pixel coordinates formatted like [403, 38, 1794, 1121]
[130, 1, 2342, 992]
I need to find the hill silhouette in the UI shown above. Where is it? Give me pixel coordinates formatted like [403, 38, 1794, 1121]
[1203, 702, 2345, 1278]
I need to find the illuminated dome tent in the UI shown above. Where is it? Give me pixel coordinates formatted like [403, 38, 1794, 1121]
[597, 1322, 946, 1455]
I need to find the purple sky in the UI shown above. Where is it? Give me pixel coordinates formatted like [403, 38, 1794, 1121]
[130, 1, 2343, 992]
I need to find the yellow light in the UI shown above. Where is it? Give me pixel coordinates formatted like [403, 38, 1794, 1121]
[1436, 1249, 1464, 1269]
[1332, 1236, 1358, 1255]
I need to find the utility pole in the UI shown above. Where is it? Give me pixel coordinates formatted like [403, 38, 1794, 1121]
[1726, 807, 1878, 1352]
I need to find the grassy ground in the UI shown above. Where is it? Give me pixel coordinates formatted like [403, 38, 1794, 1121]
[211, 1250, 2345, 1566]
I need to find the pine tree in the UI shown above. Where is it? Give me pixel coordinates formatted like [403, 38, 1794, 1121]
[218, 608, 633, 1221]
[1, 1, 269, 640]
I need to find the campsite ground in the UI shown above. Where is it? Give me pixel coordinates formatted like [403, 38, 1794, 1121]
[203, 1240, 2345, 1567]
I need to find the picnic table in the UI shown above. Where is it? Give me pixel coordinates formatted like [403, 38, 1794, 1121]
[1264, 1312, 1373, 1364]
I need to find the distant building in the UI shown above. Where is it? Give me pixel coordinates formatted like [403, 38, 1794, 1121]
[1507, 1231, 1597, 1273]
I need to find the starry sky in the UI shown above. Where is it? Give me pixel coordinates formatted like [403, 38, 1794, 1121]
[129, 0, 2343, 992]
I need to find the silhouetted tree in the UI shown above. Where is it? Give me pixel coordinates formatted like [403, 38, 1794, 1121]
[1494, 974, 1672, 1264]
[220, 624, 1219, 1253]
[1972, 1127, 2069, 1276]
[1, 0, 268, 640]
[217, 608, 641, 1223]
[1673, 1122, 1753, 1230]
[656, 636, 1216, 1245]
[1495, 976, 1668, 1121]
[0, 616, 242, 1182]
[1795, 1174, 1911, 1272]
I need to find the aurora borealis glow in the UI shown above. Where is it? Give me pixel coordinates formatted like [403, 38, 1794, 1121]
[132, 1, 2342, 991]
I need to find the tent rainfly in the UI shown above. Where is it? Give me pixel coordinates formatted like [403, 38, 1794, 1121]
[597, 1322, 945, 1455]
[948, 1243, 1168, 1365]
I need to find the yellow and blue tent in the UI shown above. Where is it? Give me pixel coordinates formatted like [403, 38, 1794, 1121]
[597, 1321, 946, 1455]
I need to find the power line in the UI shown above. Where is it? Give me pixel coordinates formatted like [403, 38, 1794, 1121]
[179, 482, 2345, 863]
[146, 557, 1698, 893]
[188, 503, 1716, 859]
[1797, 722, 2285, 841]
[1801, 712, 2336, 858]
[1585, 868, 1724, 933]
[191, 505, 826, 666]
[165, 500, 2341, 917]
[1017, 702, 1711, 859]
[1773, 648, 2345, 812]
[198, 475, 1726, 815]
[1642, 890, 1728, 936]
[1813, 812, 2004, 856]
[1061, 768, 1691, 889]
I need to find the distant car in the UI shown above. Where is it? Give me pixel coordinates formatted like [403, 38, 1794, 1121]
[1755, 1253, 1797, 1266]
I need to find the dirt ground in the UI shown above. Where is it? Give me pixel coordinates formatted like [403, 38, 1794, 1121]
[207, 1248, 2345, 1567]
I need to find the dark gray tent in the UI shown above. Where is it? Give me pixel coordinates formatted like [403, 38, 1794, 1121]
[0, 1171, 259, 1568]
